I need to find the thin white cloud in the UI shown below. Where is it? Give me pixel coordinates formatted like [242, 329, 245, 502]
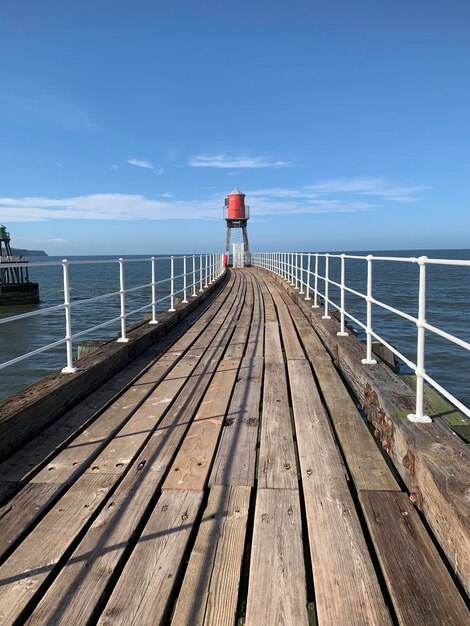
[127, 158, 153, 170]
[306, 177, 429, 203]
[126, 159, 163, 175]
[188, 154, 292, 169]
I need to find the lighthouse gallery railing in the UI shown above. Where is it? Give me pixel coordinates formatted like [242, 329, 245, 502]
[0, 253, 225, 376]
[252, 252, 470, 425]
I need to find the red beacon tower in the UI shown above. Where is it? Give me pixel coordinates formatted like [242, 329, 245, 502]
[223, 187, 250, 263]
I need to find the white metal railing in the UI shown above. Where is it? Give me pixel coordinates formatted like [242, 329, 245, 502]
[0, 253, 225, 375]
[252, 251, 470, 424]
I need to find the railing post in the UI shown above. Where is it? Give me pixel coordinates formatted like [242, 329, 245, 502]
[295, 253, 299, 289]
[169, 255, 176, 311]
[312, 253, 319, 308]
[149, 256, 158, 324]
[408, 257, 432, 423]
[192, 254, 197, 296]
[199, 254, 203, 291]
[337, 254, 349, 336]
[299, 253, 304, 294]
[290, 253, 294, 285]
[61, 259, 77, 373]
[182, 255, 188, 303]
[305, 253, 311, 300]
[204, 254, 209, 288]
[117, 258, 129, 342]
[322, 254, 331, 319]
[361, 255, 377, 364]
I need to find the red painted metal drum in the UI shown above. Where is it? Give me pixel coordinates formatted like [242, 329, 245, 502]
[227, 188, 246, 220]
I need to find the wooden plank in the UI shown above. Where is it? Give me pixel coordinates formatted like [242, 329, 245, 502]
[258, 362, 298, 489]
[359, 491, 469, 625]
[288, 359, 391, 626]
[0, 474, 115, 625]
[264, 322, 283, 364]
[310, 359, 400, 491]
[224, 275, 253, 360]
[258, 281, 277, 323]
[245, 488, 309, 626]
[244, 276, 264, 360]
[265, 286, 305, 361]
[209, 356, 263, 487]
[163, 360, 241, 491]
[172, 486, 251, 626]
[276, 288, 332, 358]
[96, 490, 203, 626]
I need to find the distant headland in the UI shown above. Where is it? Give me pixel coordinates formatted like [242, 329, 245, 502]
[9, 248, 48, 257]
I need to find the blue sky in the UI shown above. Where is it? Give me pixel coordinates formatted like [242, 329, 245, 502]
[0, 0, 469, 254]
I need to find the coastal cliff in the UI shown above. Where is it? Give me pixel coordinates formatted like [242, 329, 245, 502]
[9, 248, 48, 257]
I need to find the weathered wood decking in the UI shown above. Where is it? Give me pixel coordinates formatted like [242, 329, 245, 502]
[0, 268, 468, 625]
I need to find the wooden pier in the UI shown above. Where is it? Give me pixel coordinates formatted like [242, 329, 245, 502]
[0, 268, 468, 625]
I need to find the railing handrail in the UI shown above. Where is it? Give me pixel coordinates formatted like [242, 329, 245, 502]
[0, 253, 225, 377]
[252, 251, 470, 424]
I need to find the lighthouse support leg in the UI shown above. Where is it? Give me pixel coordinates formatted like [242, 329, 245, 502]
[242, 226, 251, 265]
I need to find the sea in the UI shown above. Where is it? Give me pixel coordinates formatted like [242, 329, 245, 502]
[1, 250, 469, 412]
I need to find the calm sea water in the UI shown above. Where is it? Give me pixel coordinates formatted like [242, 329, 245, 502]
[1, 250, 469, 412]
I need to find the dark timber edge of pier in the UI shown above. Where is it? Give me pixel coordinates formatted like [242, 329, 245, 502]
[0, 267, 468, 626]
